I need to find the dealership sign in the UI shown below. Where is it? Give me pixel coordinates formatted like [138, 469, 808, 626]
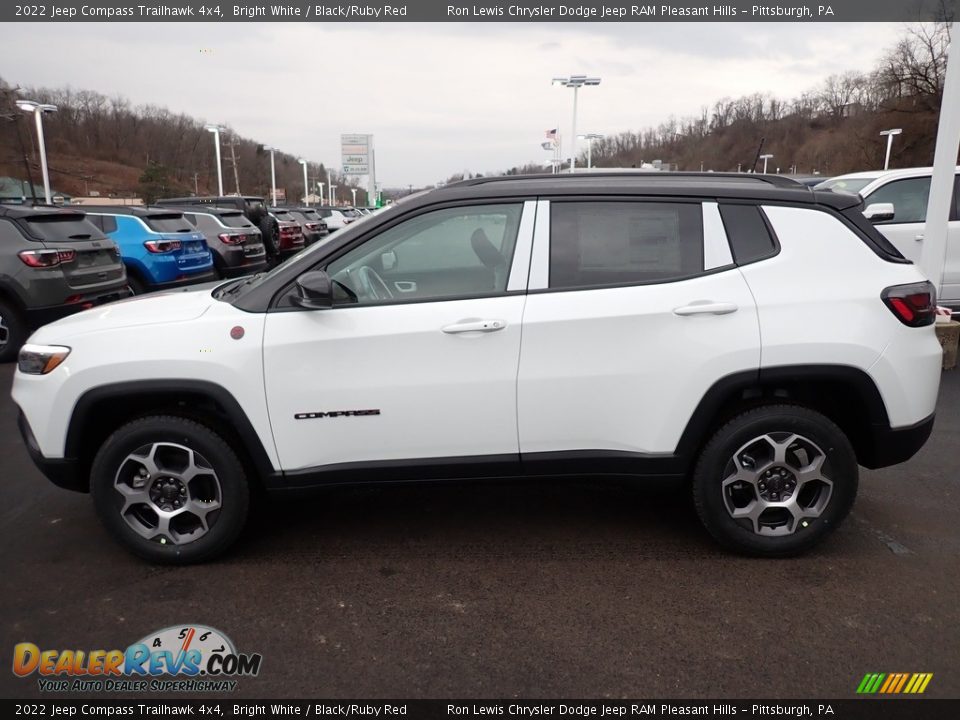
[341, 134, 372, 176]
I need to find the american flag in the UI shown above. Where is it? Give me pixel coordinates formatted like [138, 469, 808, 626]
[545, 128, 558, 142]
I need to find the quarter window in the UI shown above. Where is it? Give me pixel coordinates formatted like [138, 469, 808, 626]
[549, 201, 703, 289]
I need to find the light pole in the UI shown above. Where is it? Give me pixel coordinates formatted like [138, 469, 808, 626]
[760, 154, 774, 174]
[552, 75, 601, 172]
[330, 184, 337, 205]
[205, 124, 224, 196]
[880, 128, 902, 170]
[578, 133, 604, 170]
[16, 100, 57, 204]
[298, 158, 309, 206]
[264, 146, 278, 206]
[317, 182, 325, 206]
[350, 188, 357, 207]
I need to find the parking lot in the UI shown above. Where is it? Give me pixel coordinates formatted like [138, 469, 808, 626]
[1, 361, 959, 699]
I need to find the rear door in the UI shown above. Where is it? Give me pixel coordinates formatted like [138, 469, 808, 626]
[863, 175, 931, 265]
[21, 213, 125, 291]
[516, 198, 761, 465]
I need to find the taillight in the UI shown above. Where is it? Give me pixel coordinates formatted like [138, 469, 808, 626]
[144, 239, 182, 254]
[18, 249, 75, 267]
[882, 281, 937, 327]
[305, 223, 320, 231]
[218, 233, 244, 245]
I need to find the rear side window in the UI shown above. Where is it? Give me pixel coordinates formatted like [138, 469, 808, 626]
[23, 214, 102, 241]
[549, 201, 703, 289]
[100, 215, 118, 233]
[719, 204, 778, 265]
[143, 214, 192, 233]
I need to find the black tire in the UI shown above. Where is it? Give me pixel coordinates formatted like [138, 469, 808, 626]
[126, 274, 146, 295]
[90, 415, 250, 564]
[0, 298, 27, 364]
[692, 404, 858, 557]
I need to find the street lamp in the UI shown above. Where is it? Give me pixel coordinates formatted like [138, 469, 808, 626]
[317, 182, 325, 206]
[577, 133, 604, 170]
[205, 124, 224, 196]
[760, 154, 774, 174]
[16, 100, 57, 204]
[880, 128, 902, 170]
[351, 188, 357, 207]
[264, 146, 278, 206]
[552, 75, 601, 172]
[329, 184, 337, 205]
[298, 158, 309, 206]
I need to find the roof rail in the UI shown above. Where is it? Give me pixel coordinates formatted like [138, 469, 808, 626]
[450, 172, 807, 190]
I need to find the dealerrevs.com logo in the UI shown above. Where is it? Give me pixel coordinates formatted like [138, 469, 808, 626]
[12, 625, 262, 693]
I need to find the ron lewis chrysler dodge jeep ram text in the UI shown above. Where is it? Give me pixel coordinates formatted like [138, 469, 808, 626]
[12, 174, 942, 563]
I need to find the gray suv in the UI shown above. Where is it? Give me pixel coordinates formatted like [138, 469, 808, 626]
[172, 206, 268, 278]
[0, 205, 130, 362]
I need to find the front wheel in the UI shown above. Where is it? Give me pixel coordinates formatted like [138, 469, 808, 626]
[90, 415, 250, 563]
[692, 405, 858, 557]
[0, 298, 27, 363]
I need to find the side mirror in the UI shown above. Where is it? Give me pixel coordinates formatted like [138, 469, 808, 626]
[292, 271, 333, 309]
[863, 203, 895, 223]
[381, 250, 397, 272]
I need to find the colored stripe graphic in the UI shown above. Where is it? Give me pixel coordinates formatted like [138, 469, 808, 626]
[856, 672, 932, 694]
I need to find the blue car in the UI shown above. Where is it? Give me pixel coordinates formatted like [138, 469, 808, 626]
[82, 206, 216, 293]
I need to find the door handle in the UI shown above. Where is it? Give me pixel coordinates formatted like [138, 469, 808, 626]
[674, 302, 739, 316]
[442, 319, 506, 334]
[394, 281, 417, 293]
[915, 234, 925, 241]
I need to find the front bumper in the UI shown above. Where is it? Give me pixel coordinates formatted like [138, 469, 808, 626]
[17, 410, 85, 492]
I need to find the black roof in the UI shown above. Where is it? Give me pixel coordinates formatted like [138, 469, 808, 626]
[0, 204, 84, 218]
[157, 195, 265, 204]
[427, 172, 860, 211]
[152, 204, 246, 216]
[75, 205, 186, 217]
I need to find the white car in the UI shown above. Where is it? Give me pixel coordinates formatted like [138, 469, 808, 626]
[316, 206, 359, 231]
[12, 173, 942, 563]
[817, 167, 960, 313]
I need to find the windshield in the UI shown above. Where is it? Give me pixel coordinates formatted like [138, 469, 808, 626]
[221, 213, 254, 228]
[815, 177, 877, 194]
[23, 214, 103, 241]
[144, 214, 193, 233]
[299, 210, 321, 221]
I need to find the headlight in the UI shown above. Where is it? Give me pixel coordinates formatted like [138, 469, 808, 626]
[18, 344, 71, 375]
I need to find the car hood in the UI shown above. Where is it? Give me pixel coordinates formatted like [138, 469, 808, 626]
[30, 283, 222, 342]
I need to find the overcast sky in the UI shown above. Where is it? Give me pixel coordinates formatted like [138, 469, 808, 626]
[1, 22, 905, 186]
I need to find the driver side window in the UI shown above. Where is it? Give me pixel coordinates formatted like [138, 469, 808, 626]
[326, 204, 523, 305]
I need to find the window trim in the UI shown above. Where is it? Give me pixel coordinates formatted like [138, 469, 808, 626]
[529, 196, 717, 294]
[702, 202, 734, 270]
[270, 198, 535, 311]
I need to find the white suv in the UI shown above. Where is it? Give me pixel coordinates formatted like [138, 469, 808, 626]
[11, 174, 942, 563]
[817, 167, 960, 313]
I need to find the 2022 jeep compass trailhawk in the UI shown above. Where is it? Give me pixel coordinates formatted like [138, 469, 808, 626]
[11, 173, 942, 563]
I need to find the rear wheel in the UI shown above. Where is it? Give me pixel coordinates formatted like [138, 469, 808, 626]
[0, 298, 27, 363]
[126, 275, 146, 295]
[692, 405, 858, 557]
[90, 415, 250, 564]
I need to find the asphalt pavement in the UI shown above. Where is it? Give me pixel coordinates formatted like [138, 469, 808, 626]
[1, 362, 958, 699]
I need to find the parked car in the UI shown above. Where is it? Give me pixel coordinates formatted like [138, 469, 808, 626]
[167, 206, 268, 278]
[0, 205, 130, 362]
[265, 209, 305, 260]
[817, 167, 960, 314]
[156, 196, 268, 226]
[12, 172, 941, 563]
[315, 206, 356, 231]
[284, 207, 329, 246]
[82, 207, 216, 294]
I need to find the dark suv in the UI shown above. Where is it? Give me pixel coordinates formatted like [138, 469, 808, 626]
[0, 205, 130, 362]
[169, 206, 268, 278]
[285, 207, 330, 246]
[156, 196, 268, 225]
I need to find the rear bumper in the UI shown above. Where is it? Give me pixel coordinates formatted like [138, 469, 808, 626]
[147, 269, 218, 291]
[17, 410, 85, 492]
[861, 413, 935, 469]
[24, 286, 133, 328]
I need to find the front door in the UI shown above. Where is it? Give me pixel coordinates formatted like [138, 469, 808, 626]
[262, 201, 534, 474]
